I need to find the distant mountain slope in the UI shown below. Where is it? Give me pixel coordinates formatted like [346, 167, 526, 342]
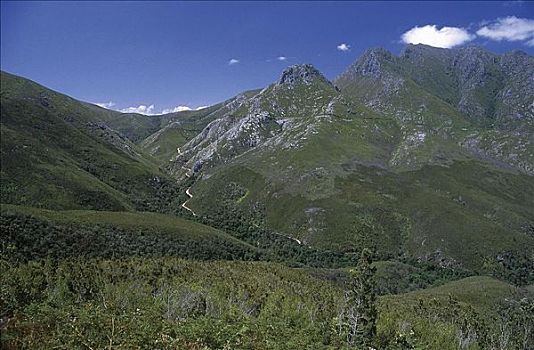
[166, 48, 534, 270]
[1, 46, 533, 271]
[139, 89, 261, 162]
[335, 44, 534, 174]
[0, 71, 183, 211]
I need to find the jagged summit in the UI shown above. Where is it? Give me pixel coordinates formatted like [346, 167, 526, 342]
[400, 44, 451, 63]
[335, 47, 396, 82]
[277, 64, 329, 86]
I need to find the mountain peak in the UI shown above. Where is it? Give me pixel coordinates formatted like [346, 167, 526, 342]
[401, 43, 449, 57]
[348, 47, 395, 78]
[277, 64, 327, 86]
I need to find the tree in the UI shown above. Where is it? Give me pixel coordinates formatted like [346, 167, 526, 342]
[338, 248, 377, 347]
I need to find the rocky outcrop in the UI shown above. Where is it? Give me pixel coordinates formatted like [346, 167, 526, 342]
[168, 64, 340, 177]
[277, 64, 330, 87]
[334, 48, 405, 112]
[495, 51, 534, 128]
[452, 46, 501, 122]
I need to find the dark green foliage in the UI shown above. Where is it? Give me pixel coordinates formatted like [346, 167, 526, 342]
[200, 199, 359, 268]
[0, 211, 260, 263]
[373, 260, 473, 295]
[494, 297, 534, 349]
[132, 175, 194, 215]
[2, 258, 529, 349]
[486, 251, 534, 286]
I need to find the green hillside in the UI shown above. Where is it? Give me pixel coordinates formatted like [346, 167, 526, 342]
[165, 55, 534, 271]
[0, 203, 262, 262]
[0, 71, 186, 212]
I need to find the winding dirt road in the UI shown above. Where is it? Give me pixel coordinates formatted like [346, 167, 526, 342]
[178, 165, 301, 245]
[181, 186, 196, 216]
[180, 166, 196, 216]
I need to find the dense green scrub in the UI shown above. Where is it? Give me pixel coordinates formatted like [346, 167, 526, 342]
[1, 258, 532, 349]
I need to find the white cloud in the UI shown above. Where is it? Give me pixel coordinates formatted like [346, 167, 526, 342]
[228, 58, 240, 65]
[401, 24, 475, 48]
[476, 16, 534, 45]
[119, 104, 156, 115]
[94, 101, 115, 109]
[160, 105, 210, 114]
[161, 105, 192, 114]
[337, 43, 350, 51]
[102, 102, 210, 115]
[277, 56, 287, 61]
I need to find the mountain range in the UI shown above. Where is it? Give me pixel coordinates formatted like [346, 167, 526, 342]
[2, 44, 534, 268]
[1, 44, 533, 349]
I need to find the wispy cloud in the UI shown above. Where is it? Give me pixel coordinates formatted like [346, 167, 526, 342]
[94, 101, 209, 115]
[476, 16, 534, 45]
[94, 101, 115, 109]
[161, 105, 192, 114]
[337, 43, 350, 51]
[401, 24, 475, 48]
[277, 56, 287, 61]
[119, 104, 156, 115]
[158, 105, 211, 114]
[228, 58, 240, 65]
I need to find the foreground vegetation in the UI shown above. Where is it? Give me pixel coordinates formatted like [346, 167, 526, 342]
[1, 257, 532, 349]
[0, 206, 532, 349]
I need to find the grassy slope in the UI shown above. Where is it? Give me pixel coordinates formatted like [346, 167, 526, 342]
[0, 71, 178, 211]
[0, 203, 246, 241]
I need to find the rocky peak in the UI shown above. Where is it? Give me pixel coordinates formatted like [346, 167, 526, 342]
[277, 64, 328, 86]
[349, 48, 395, 78]
[499, 50, 534, 75]
[401, 43, 448, 55]
[451, 46, 497, 88]
[401, 44, 451, 65]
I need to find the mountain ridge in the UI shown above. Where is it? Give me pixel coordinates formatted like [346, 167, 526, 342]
[1, 44, 533, 271]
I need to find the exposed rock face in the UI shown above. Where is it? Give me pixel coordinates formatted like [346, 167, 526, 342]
[353, 48, 396, 78]
[337, 44, 533, 127]
[170, 111, 282, 177]
[452, 46, 500, 121]
[277, 64, 331, 87]
[401, 44, 450, 65]
[168, 64, 340, 178]
[336, 48, 398, 84]
[495, 51, 534, 127]
[334, 48, 405, 113]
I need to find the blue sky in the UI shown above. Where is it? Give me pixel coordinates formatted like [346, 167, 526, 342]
[1, 1, 533, 114]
